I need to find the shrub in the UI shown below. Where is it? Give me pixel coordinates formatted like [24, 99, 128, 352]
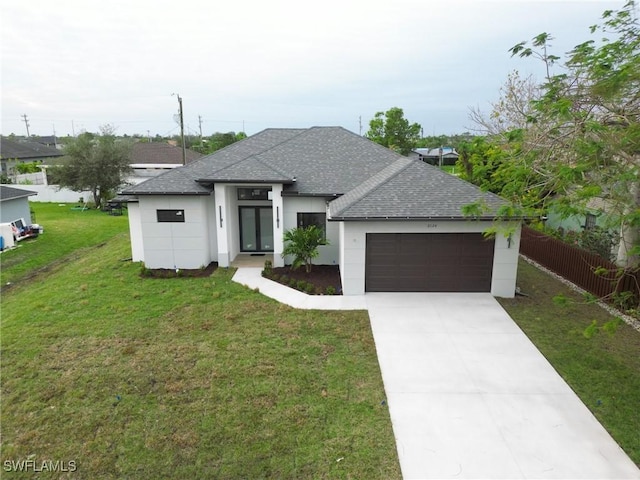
[263, 259, 273, 275]
[325, 285, 336, 295]
[282, 226, 329, 273]
[296, 280, 308, 291]
[139, 263, 151, 277]
[288, 278, 297, 288]
[305, 283, 316, 294]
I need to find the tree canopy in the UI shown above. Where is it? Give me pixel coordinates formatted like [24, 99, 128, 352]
[365, 107, 422, 155]
[464, 1, 640, 267]
[54, 125, 132, 208]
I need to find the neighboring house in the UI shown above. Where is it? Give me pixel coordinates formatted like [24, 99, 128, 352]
[0, 138, 64, 177]
[128, 142, 203, 184]
[410, 147, 459, 166]
[0, 185, 36, 223]
[121, 127, 521, 297]
[544, 197, 622, 263]
[32, 135, 62, 149]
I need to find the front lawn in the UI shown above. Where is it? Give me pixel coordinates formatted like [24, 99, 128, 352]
[1, 225, 400, 478]
[499, 259, 640, 466]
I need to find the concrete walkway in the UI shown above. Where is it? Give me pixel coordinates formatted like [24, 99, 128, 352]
[233, 268, 640, 479]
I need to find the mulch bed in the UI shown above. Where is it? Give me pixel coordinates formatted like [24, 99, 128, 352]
[140, 262, 218, 278]
[268, 265, 342, 295]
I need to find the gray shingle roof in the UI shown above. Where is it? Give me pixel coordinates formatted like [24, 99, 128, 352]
[329, 158, 507, 220]
[122, 126, 509, 221]
[0, 138, 63, 160]
[122, 128, 305, 195]
[131, 142, 203, 165]
[0, 185, 38, 201]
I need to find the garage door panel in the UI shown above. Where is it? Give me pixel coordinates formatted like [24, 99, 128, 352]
[365, 233, 494, 292]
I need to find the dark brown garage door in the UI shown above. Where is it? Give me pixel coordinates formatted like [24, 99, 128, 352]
[365, 233, 494, 292]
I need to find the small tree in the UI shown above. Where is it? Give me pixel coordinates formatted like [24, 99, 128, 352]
[365, 107, 422, 155]
[282, 226, 328, 273]
[54, 125, 132, 209]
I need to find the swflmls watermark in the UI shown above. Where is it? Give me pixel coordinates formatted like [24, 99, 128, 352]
[3, 459, 77, 473]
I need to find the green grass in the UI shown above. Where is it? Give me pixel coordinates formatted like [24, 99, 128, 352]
[499, 259, 640, 466]
[3, 203, 639, 475]
[1, 203, 129, 286]
[1, 205, 401, 479]
[439, 164, 459, 175]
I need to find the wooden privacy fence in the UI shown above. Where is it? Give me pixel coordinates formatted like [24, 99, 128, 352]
[519, 226, 639, 303]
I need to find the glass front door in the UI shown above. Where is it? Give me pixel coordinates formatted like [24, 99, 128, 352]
[239, 207, 273, 252]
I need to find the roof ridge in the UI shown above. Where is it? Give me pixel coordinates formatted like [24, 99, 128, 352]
[330, 157, 414, 217]
[203, 154, 293, 181]
[195, 128, 308, 176]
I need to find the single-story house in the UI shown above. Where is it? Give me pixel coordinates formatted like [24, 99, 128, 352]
[121, 127, 521, 296]
[0, 137, 64, 177]
[0, 185, 37, 224]
[410, 147, 459, 166]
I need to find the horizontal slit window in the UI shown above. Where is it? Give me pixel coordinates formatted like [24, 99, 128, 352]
[157, 209, 185, 222]
[238, 188, 270, 200]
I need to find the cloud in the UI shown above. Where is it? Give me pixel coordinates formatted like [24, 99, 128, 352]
[1, 0, 623, 136]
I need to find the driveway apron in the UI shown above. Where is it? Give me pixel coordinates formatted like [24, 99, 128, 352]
[366, 292, 640, 480]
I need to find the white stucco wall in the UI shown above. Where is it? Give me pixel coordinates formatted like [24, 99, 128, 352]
[127, 202, 144, 262]
[282, 196, 339, 266]
[337, 220, 521, 297]
[137, 195, 213, 269]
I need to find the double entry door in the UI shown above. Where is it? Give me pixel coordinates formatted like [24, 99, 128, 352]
[239, 207, 273, 252]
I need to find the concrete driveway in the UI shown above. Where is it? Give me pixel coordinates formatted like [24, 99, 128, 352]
[366, 293, 640, 480]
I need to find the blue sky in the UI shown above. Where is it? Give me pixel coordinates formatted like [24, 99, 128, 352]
[1, 0, 623, 138]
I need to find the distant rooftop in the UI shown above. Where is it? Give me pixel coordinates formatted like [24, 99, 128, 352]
[0, 138, 64, 160]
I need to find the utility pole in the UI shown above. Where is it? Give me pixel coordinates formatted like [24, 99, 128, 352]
[198, 115, 204, 149]
[359, 116, 362, 136]
[173, 93, 187, 165]
[21, 114, 30, 137]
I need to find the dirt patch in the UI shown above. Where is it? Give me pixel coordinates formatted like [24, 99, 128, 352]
[267, 265, 342, 295]
[141, 262, 218, 278]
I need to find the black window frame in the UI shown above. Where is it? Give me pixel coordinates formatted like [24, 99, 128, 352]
[297, 212, 326, 239]
[157, 209, 185, 223]
[585, 213, 597, 230]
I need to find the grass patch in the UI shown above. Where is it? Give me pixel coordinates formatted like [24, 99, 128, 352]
[499, 259, 640, 466]
[439, 164, 459, 175]
[1, 203, 129, 286]
[1, 207, 400, 479]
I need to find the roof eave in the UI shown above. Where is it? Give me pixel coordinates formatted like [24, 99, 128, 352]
[328, 215, 520, 222]
[282, 191, 343, 198]
[196, 178, 294, 185]
[120, 190, 211, 196]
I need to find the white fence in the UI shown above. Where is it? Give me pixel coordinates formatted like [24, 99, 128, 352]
[14, 172, 47, 185]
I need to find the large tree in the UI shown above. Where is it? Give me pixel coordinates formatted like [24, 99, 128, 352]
[466, 2, 639, 268]
[55, 125, 132, 208]
[365, 107, 422, 155]
[509, 1, 640, 267]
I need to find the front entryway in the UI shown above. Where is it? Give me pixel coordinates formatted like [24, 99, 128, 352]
[239, 206, 273, 252]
